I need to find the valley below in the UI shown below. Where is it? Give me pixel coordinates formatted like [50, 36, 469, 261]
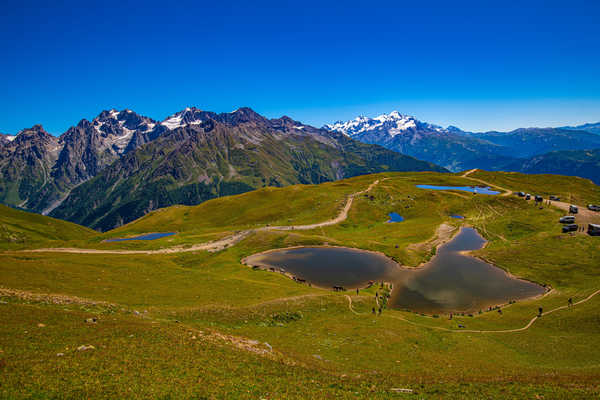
[1, 170, 600, 399]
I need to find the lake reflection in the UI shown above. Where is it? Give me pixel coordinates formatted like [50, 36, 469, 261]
[244, 228, 545, 314]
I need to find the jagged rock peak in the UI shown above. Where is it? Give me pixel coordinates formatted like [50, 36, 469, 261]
[324, 111, 446, 137]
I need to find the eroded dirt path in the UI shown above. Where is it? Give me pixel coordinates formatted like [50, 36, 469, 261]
[21, 180, 382, 255]
[461, 168, 512, 196]
[407, 223, 457, 255]
[346, 288, 600, 334]
[461, 169, 600, 224]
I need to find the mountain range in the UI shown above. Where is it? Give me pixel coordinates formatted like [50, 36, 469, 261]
[325, 112, 600, 177]
[2, 107, 599, 231]
[0, 108, 443, 231]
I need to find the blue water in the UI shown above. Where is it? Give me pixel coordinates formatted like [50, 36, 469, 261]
[450, 215, 465, 219]
[387, 212, 404, 223]
[106, 232, 176, 242]
[416, 185, 500, 195]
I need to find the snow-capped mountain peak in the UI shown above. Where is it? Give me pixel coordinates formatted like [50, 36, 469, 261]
[324, 111, 445, 138]
[161, 107, 206, 130]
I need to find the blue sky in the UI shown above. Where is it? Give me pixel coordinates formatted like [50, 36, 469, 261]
[1, 0, 599, 134]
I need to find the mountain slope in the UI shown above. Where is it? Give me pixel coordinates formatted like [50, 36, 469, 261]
[325, 112, 512, 171]
[0, 110, 163, 214]
[326, 112, 600, 173]
[50, 108, 445, 231]
[0, 203, 95, 249]
[502, 149, 600, 185]
[0, 125, 61, 208]
[561, 122, 600, 135]
[469, 128, 600, 158]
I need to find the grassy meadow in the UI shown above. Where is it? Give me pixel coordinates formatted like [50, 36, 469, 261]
[1, 170, 599, 399]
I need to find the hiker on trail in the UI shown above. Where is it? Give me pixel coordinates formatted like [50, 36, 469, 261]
[375, 292, 378, 298]
[538, 307, 543, 316]
[449, 313, 453, 320]
[378, 307, 382, 315]
[356, 288, 359, 295]
[372, 307, 376, 314]
[498, 309, 502, 315]
[568, 298, 573, 307]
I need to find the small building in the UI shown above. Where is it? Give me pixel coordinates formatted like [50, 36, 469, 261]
[588, 224, 600, 236]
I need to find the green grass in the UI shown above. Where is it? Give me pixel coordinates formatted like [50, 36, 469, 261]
[1, 171, 599, 398]
[469, 169, 600, 205]
[0, 204, 95, 250]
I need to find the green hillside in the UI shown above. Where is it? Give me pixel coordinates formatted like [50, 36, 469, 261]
[49, 113, 444, 232]
[0, 204, 95, 250]
[502, 148, 600, 185]
[1, 171, 600, 399]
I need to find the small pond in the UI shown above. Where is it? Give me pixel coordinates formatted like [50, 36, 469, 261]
[416, 184, 500, 195]
[450, 215, 465, 219]
[244, 228, 545, 314]
[106, 232, 176, 242]
[387, 212, 404, 223]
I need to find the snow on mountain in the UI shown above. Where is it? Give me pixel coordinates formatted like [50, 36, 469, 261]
[324, 111, 445, 138]
[161, 114, 184, 130]
[161, 107, 206, 130]
[85, 109, 157, 155]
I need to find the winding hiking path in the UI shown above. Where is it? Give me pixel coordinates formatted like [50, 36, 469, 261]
[345, 289, 600, 334]
[21, 180, 381, 255]
[461, 169, 512, 196]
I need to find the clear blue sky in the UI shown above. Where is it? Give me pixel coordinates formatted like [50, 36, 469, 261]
[1, 0, 599, 134]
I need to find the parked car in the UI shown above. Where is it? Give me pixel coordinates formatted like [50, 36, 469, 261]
[535, 195, 543, 202]
[549, 195, 560, 201]
[559, 216, 575, 224]
[517, 192, 525, 197]
[525, 194, 531, 200]
[588, 224, 600, 236]
[588, 204, 600, 212]
[562, 224, 578, 233]
[569, 205, 579, 214]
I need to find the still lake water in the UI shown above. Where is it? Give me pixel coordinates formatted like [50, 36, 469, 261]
[387, 212, 404, 222]
[416, 185, 500, 195]
[244, 228, 545, 314]
[106, 232, 176, 242]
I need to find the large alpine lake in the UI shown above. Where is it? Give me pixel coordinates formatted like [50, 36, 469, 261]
[243, 227, 545, 314]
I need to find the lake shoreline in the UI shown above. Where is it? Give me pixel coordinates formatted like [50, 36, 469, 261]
[241, 225, 547, 314]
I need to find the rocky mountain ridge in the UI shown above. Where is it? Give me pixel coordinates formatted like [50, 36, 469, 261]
[0, 107, 445, 229]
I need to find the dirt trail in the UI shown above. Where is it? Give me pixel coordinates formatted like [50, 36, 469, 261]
[407, 223, 457, 254]
[462, 169, 600, 224]
[263, 179, 380, 231]
[0, 287, 116, 307]
[345, 288, 600, 334]
[21, 180, 382, 255]
[548, 200, 600, 225]
[461, 169, 512, 196]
